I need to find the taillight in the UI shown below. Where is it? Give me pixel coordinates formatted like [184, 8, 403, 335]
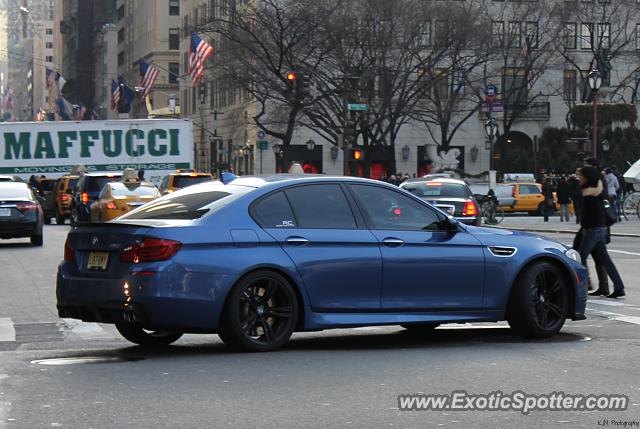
[64, 237, 75, 262]
[106, 201, 117, 210]
[81, 192, 89, 203]
[61, 194, 69, 201]
[463, 201, 478, 216]
[16, 202, 38, 211]
[512, 187, 516, 198]
[120, 238, 182, 263]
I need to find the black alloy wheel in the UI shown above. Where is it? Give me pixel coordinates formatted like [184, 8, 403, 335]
[115, 323, 183, 347]
[219, 271, 298, 352]
[507, 261, 568, 337]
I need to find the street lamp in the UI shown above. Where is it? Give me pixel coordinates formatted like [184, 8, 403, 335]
[306, 139, 316, 151]
[588, 69, 602, 159]
[484, 117, 498, 171]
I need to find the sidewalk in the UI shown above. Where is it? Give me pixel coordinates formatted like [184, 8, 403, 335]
[492, 215, 640, 238]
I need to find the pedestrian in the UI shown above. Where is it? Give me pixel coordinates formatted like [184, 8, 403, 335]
[568, 173, 582, 224]
[576, 166, 625, 298]
[137, 169, 145, 181]
[541, 176, 555, 222]
[556, 175, 571, 222]
[604, 167, 621, 221]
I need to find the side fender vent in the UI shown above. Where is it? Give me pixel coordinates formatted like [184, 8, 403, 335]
[488, 246, 517, 258]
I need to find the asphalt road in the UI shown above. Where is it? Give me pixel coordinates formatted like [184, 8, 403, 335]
[0, 224, 639, 429]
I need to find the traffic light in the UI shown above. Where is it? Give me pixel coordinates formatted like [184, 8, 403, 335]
[352, 149, 364, 161]
[344, 118, 356, 146]
[299, 74, 312, 99]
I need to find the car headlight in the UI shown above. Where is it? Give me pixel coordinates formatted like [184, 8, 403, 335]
[565, 249, 580, 263]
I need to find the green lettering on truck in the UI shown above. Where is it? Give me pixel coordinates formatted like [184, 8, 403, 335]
[148, 129, 168, 156]
[80, 131, 99, 158]
[169, 129, 180, 155]
[103, 130, 122, 157]
[4, 132, 31, 160]
[57, 131, 77, 158]
[34, 132, 56, 159]
[125, 129, 145, 157]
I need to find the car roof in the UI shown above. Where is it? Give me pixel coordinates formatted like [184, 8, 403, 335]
[171, 172, 212, 176]
[402, 177, 467, 186]
[83, 173, 122, 177]
[226, 174, 391, 188]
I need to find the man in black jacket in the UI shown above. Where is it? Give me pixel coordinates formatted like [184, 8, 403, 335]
[556, 175, 571, 222]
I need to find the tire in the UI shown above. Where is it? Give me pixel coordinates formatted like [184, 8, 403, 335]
[506, 261, 568, 338]
[30, 233, 43, 246]
[55, 212, 65, 225]
[537, 202, 545, 216]
[218, 270, 298, 352]
[115, 323, 182, 347]
[401, 323, 440, 332]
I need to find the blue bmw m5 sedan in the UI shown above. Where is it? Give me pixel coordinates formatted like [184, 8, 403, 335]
[57, 175, 588, 352]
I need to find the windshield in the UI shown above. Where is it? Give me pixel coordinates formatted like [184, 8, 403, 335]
[0, 185, 31, 199]
[402, 183, 471, 199]
[88, 176, 122, 193]
[173, 176, 213, 189]
[110, 183, 160, 197]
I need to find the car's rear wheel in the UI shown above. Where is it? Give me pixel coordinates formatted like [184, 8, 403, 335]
[507, 261, 568, 338]
[30, 233, 43, 246]
[55, 212, 65, 225]
[401, 323, 440, 332]
[115, 323, 183, 346]
[218, 270, 298, 352]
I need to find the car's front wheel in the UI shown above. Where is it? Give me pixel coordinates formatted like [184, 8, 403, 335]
[30, 233, 43, 246]
[218, 270, 298, 352]
[115, 323, 182, 346]
[507, 261, 568, 338]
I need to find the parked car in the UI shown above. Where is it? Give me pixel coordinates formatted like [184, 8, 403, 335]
[158, 170, 214, 195]
[400, 177, 480, 225]
[0, 182, 44, 246]
[54, 175, 80, 225]
[57, 176, 587, 352]
[90, 180, 160, 222]
[70, 173, 122, 225]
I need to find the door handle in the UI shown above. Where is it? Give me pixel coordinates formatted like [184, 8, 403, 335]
[382, 238, 404, 247]
[285, 236, 309, 246]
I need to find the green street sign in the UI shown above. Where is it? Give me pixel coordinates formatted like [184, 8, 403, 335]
[257, 141, 269, 150]
[347, 103, 369, 111]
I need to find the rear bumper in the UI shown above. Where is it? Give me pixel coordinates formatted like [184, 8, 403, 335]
[56, 262, 230, 332]
[0, 221, 38, 238]
[455, 216, 479, 226]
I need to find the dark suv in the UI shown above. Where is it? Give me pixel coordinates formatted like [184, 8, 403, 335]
[70, 173, 122, 226]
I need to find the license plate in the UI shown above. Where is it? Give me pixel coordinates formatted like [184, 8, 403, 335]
[87, 252, 109, 271]
[0, 208, 10, 217]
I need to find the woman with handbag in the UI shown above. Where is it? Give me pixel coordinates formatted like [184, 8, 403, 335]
[576, 166, 625, 299]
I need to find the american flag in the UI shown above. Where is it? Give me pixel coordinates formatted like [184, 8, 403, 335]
[111, 80, 120, 112]
[139, 60, 159, 99]
[189, 32, 214, 87]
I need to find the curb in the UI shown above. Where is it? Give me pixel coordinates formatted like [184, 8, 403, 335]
[495, 226, 640, 238]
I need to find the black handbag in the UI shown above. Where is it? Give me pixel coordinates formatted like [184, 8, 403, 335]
[602, 199, 616, 226]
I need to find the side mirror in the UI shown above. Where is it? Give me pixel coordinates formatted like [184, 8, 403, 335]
[442, 216, 461, 232]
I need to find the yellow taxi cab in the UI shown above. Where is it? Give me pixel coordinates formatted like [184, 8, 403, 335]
[497, 182, 570, 215]
[54, 175, 80, 225]
[90, 180, 160, 222]
[158, 170, 214, 195]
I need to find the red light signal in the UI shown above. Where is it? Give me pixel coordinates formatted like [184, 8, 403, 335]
[353, 149, 363, 160]
[286, 72, 297, 81]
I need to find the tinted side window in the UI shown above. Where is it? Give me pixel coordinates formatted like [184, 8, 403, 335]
[285, 184, 356, 229]
[252, 191, 297, 228]
[521, 185, 541, 195]
[349, 184, 442, 230]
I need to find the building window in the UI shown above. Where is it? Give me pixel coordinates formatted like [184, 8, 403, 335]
[169, 0, 180, 15]
[45, 28, 53, 35]
[524, 21, 538, 49]
[434, 68, 449, 100]
[434, 20, 448, 47]
[492, 21, 504, 47]
[118, 5, 125, 20]
[598, 23, 610, 49]
[118, 51, 124, 67]
[45, 42, 53, 49]
[508, 21, 521, 48]
[418, 21, 430, 47]
[118, 28, 125, 44]
[45, 56, 53, 62]
[503, 67, 527, 107]
[563, 69, 577, 101]
[169, 62, 179, 84]
[580, 23, 593, 50]
[637, 24, 640, 50]
[564, 23, 577, 49]
[169, 28, 180, 50]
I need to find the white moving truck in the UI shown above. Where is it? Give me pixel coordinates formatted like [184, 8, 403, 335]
[0, 119, 193, 185]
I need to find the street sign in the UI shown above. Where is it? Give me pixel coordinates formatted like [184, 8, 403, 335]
[481, 101, 503, 113]
[485, 84, 497, 97]
[257, 141, 269, 150]
[257, 130, 266, 139]
[348, 103, 369, 111]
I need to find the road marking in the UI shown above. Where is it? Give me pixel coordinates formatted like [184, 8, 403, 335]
[0, 318, 15, 342]
[61, 319, 113, 339]
[608, 249, 640, 256]
[587, 300, 628, 307]
[587, 308, 640, 326]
